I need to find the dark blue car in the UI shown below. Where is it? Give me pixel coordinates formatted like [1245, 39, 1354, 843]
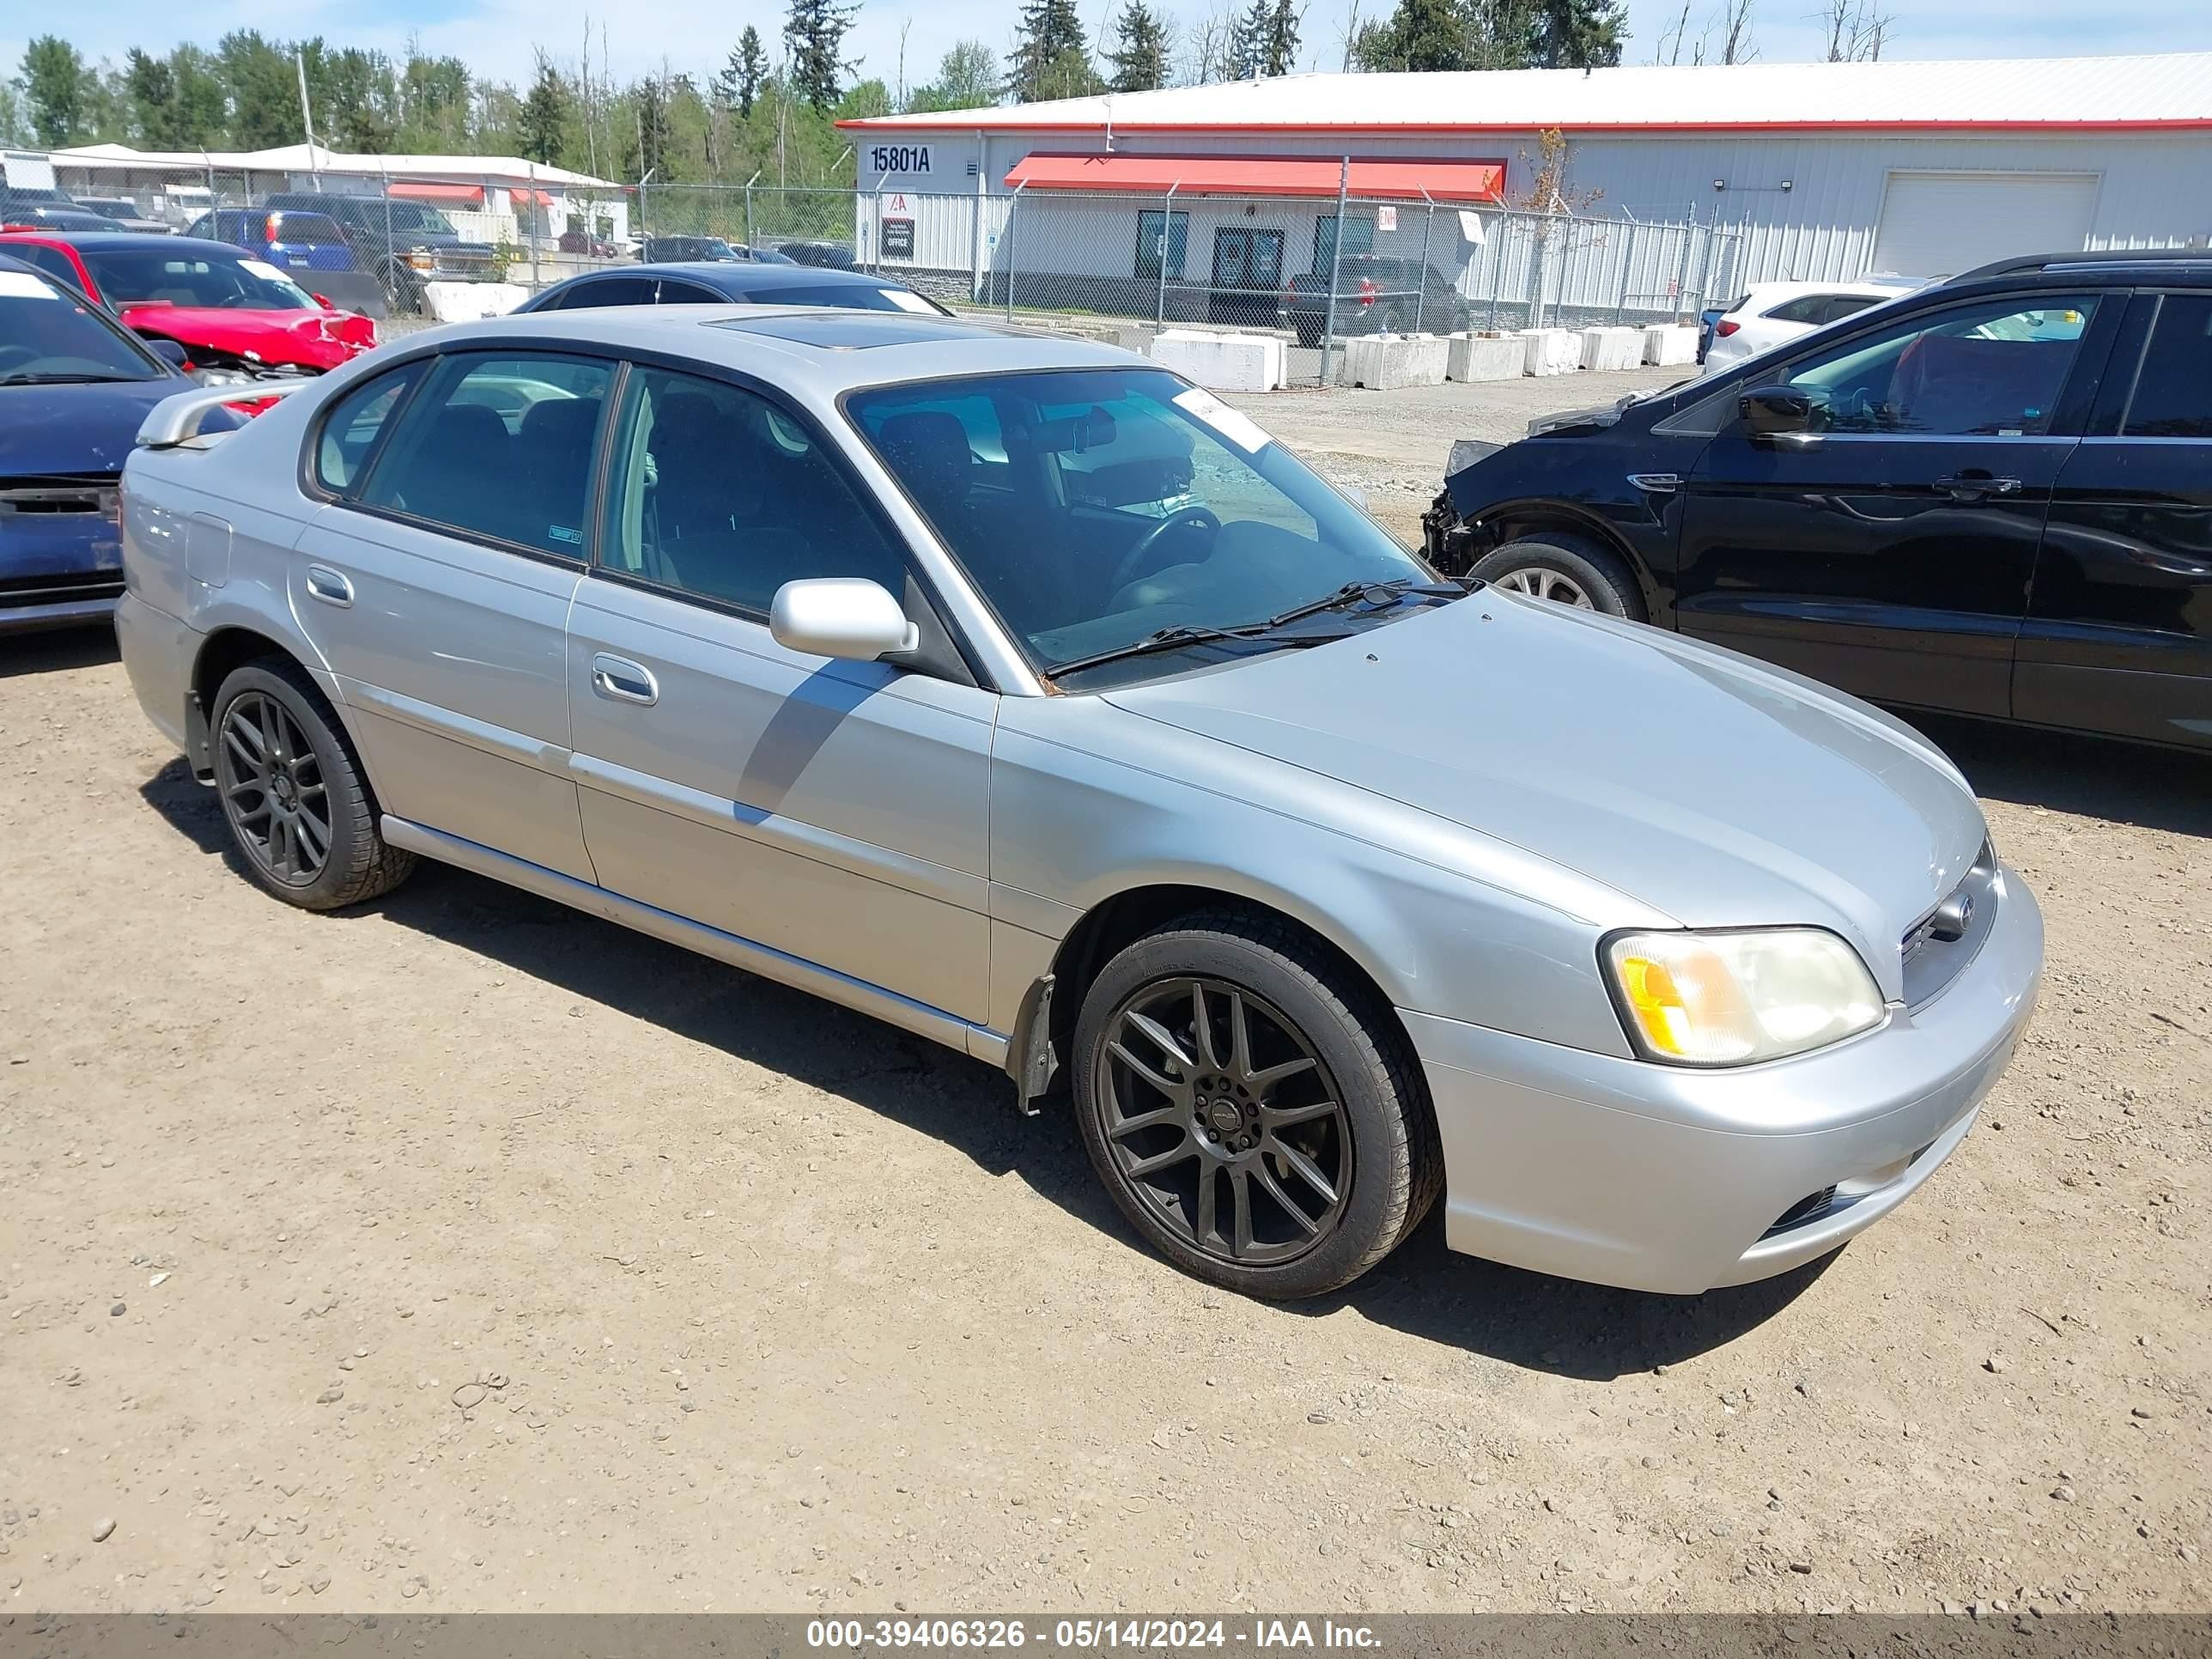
[0, 254, 221, 635]
[516, 260, 953, 315]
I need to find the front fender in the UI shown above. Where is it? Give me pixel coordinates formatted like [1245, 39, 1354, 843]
[988, 699, 1656, 1059]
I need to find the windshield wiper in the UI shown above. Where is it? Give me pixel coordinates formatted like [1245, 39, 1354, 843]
[1263, 576, 1464, 629]
[1047, 622, 1352, 681]
[0, 371, 149, 386]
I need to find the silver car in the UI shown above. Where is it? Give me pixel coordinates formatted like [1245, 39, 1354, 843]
[114, 308, 2043, 1301]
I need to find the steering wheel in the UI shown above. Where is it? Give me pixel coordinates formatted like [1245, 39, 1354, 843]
[1108, 507, 1222, 594]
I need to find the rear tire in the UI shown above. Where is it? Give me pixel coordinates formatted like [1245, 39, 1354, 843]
[1073, 911, 1441, 1301]
[210, 659, 415, 911]
[1468, 535, 1646, 621]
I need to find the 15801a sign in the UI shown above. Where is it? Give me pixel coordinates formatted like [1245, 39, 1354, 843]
[870, 144, 932, 175]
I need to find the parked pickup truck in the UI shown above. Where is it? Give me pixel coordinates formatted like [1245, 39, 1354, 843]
[258, 192, 502, 313]
[1282, 256, 1474, 347]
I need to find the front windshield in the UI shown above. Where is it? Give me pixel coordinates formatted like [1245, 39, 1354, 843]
[772, 283, 950, 314]
[848, 367, 1428, 678]
[80, 249, 317, 312]
[0, 268, 161, 384]
[386, 204, 459, 236]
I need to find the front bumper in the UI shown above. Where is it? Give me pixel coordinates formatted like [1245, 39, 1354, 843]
[1403, 864, 2043, 1295]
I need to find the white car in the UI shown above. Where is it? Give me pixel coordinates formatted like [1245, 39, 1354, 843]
[1704, 278, 1917, 372]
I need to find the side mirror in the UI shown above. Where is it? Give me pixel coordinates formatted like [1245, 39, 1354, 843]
[312, 293, 334, 310]
[144, 337, 191, 368]
[1741, 384, 1831, 445]
[769, 578, 918, 662]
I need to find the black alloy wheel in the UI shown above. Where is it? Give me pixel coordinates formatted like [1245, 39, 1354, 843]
[216, 689, 332, 887]
[1097, 976, 1352, 1266]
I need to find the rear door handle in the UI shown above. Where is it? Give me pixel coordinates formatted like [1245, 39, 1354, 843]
[1932, 473, 2022, 500]
[304, 564, 354, 607]
[590, 653, 659, 707]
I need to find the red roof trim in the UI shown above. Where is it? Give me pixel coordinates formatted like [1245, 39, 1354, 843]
[1002, 150, 1507, 200]
[843, 117, 2212, 133]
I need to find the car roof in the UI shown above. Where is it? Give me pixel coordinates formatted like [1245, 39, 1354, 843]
[0, 231, 238, 255]
[398, 304, 1137, 393]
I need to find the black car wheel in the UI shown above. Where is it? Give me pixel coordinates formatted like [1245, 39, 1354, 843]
[380, 261, 425, 315]
[1468, 536, 1646, 621]
[211, 660, 416, 911]
[1073, 912, 1439, 1300]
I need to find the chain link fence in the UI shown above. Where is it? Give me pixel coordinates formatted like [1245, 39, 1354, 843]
[76, 171, 1739, 384]
[640, 181, 1741, 387]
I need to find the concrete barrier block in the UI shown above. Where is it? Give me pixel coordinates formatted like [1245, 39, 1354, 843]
[1446, 332, 1524, 382]
[1643, 324, 1700, 366]
[423, 282, 527, 323]
[1519, 328, 1580, 376]
[1111, 324, 1157, 355]
[1580, 326, 1644, 371]
[1147, 328, 1285, 392]
[1337, 332, 1449, 390]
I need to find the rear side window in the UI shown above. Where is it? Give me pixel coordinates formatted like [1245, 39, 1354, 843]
[1764, 295, 1832, 325]
[7, 245, 82, 289]
[357, 353, 612, 556]
[550, 276, 657, 308]
[1823, 295, 1881, 325]
[314, 366, 420, 494]
[2122, 295, 2212, 439]
[269, 214, 347, 246]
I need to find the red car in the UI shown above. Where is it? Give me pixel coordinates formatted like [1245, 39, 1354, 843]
[0, 231, 376, 379]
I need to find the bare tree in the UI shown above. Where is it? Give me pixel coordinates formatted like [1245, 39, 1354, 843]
[1716, 0, 1758, 64]
[1814, 0, 1890, 61]
[1183, 4, 1237, 82]
[1338, 0, 1361, 70]
[1655, 0, 1693, 63]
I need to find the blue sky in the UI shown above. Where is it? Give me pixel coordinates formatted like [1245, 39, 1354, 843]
[13, 0, 2212, 110]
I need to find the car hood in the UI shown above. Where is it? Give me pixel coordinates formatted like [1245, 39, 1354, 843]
[118, 305, 374, 370]
[0, 377, 183, 475]
[1102, 593, 1986, 996]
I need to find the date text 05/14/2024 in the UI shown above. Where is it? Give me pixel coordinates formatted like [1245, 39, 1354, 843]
[806, 1620, 1382, 1650]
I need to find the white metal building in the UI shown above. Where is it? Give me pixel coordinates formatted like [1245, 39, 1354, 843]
[841, 52, 2212, 301]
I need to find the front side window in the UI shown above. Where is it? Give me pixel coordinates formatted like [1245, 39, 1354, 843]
[6, 244, 83, 290]
[2122, 295, 2212, 439]
[358, 353, 611, 555]
[1783, 293, 2101, 435]
[314, 366, 421, 493]
[848, 367, 1428, 678]
[78, 249, 319, 313]
[600, 366, 904, 611]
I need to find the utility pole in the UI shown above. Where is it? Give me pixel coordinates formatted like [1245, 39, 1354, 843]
[295, 49, 323, 189]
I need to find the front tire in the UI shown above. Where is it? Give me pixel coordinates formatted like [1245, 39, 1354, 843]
[1073, 913, 1440, 1300]
[210, 659, 416, 911]
[1468, 535, 1646, 620]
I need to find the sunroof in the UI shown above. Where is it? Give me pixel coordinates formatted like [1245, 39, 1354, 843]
[706, 312, 1000, 349]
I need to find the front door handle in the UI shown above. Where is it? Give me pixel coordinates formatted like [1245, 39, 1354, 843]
[590, 653, 659, 706]
[304, 564, 354, 607]
[1932, 472, 2022, 500]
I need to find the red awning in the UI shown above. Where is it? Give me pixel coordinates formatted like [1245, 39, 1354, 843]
[1003, 152, 1505, 202]
[507, 187, 556, 206]
[386, 181, 483, 204]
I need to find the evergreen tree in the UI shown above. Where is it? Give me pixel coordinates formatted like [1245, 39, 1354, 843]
[1531, 0, 1624, 66]
[1234, 0, 1272, 76]
[716, 27, 766, 118]
[518, 52, 568, 164]
[1261, 0, 1303, 73]
[216, 31, 299, 147]
[1106, 2, 1170, 91]
[170, 46, 228, 146]
[323, 46, 397, 151]
[784, 0, 860, 112]
[1005, 0, 1100, 102]
[20, 36, 90, 146]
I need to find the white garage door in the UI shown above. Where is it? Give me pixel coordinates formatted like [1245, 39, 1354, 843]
[1872, 172, 2098, 280]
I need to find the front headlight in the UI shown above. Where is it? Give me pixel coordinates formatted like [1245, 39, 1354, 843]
[1603, 928, 1885, 1066]
[191, 366, 257, 387]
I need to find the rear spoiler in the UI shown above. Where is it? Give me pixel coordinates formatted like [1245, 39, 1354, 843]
[136, 380, 311, 450]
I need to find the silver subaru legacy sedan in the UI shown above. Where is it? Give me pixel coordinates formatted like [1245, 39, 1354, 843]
[114, 307, 2043, 1301]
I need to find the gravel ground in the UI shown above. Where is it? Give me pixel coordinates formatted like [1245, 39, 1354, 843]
[2, 365, 2208, 1620]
